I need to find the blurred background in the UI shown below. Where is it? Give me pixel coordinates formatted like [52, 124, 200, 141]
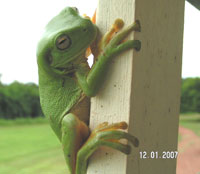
[0, 0, 199, 174]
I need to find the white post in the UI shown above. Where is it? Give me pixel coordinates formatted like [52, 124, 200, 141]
[88, 0, 185, 173]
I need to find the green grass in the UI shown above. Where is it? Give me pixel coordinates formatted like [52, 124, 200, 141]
[179, 113, 200, 137]
[1, 114, 199, 173]
[0, 120, 67, 174]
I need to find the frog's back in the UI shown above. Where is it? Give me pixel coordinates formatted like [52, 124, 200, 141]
[39, 73, 82, 139]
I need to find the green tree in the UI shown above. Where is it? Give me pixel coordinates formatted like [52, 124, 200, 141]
[0, 81, 43, 119]
[180, 77, 200, 113]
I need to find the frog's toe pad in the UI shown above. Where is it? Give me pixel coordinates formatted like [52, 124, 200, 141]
[90, 121, 139, 148]
[94, 121, 128, 132]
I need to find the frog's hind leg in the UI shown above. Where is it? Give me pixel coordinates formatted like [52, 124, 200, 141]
[76, 121, 139, 174]
[61, 113, 89, 174]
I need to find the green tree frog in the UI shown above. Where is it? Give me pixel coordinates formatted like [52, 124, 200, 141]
[37, 7, 141, 174]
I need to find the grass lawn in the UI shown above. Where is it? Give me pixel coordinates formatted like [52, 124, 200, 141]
[1, 114, 199, 174]
[0, 119, 66, 174]
[179, 113, 200, 137]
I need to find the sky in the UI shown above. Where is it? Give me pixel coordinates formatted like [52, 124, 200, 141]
[0, 0, 199, 84]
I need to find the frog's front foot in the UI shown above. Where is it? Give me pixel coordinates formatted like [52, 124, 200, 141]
[94, 19, 141, 60]
[76, 121, 139, 174]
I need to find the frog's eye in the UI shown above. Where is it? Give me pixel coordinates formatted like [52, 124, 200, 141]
[56, 35, 71, 50]
[72, 7, 79, 13]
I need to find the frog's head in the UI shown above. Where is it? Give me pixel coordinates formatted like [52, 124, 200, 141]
[37, 7, 97, 74]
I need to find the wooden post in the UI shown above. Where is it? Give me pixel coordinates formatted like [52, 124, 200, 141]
[88, 0, 185, 173]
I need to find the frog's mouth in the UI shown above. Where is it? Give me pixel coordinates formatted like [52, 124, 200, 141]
[51, 60, 77, 76]
[52, 67, 75, 76]
[51, 55, 87, 77]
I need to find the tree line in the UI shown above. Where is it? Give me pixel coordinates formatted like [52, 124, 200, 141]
[0, 81, 43, 119]
[0, 77, 199, 119]
[180, 77, 200, 113]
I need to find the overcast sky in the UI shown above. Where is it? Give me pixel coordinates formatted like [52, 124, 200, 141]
[0, 0, 199, 84]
